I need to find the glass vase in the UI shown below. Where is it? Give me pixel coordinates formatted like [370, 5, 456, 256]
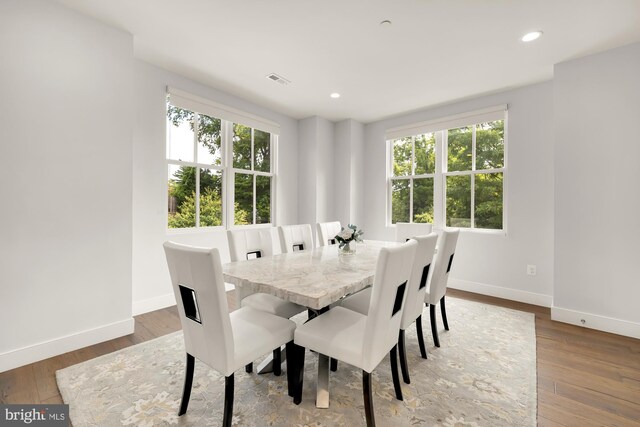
[339, 241, 356, 256]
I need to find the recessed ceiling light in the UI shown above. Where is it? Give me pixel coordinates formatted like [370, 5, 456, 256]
[380, 20, 392, 26]
[521, 31, 543, 42]
[330, 93, 341, 99]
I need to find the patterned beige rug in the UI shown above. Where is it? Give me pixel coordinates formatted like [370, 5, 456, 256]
[56, 297, 536, 426]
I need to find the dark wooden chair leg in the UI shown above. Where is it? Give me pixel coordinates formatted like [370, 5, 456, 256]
[330, 358, 338, 372]
[285, 341, 296, 397]
[178, 353, 195, 416]
[440, 296, 449, 331]
[363, 370, 375, 427]
[430, 304, 440, 348]
[273, 346, 282, 376]
[223, 374, 234, 427]
[293, 344, 305, 405]
[398, 330, 410, 384]
[416, 315, 428, 359]
[245, 363, 253, 373]
[389, 345, 403, 401]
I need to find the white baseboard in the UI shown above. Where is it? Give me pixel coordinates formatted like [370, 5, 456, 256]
[132, 293, 176, 316]
[448, 278, 552, 307]
[0, 318, 134, 373]
[551, 306, 640, 339]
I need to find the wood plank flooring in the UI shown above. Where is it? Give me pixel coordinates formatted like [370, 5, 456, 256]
[1, 289, 639, 426]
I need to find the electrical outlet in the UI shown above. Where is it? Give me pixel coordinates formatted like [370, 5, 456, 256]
[527, 265, 537, 276]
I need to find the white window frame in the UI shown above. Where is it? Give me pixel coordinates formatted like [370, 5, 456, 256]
[166, 95, 277, 232]
[387, 134, 437, 223]
[166, 110, 226, 230]
[386, 106, 507, 233]
[442, 122, 506, 231]
[225, 123, 277, 228]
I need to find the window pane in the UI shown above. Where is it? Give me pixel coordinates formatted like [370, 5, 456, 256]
[199, 168, 223, 227]
[254, 130, 270, 173]
[393, 137, 412, 176]
[233, 124, 252, 170]
[167, 105, 194, 162]
[167, 165, 196, 228]
[414, 133, 436, 175]
[256, 175, 271, 224]
[446, 175, 471, 227]
[234, 173, 253, 225]
[475, 172, 503, 229]
[476, 120, 504, 170]
[413, 178, 434, 224]
[391, 179, 410, 224]
[197, 114, 222, 166]
[447, 127, 472, 172]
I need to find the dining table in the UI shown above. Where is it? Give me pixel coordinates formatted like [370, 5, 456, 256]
[222, 240, 399, 408]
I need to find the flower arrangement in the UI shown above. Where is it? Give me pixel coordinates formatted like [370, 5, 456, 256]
[335, 224, 364, 252]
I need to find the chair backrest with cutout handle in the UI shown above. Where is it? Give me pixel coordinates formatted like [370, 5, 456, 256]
[164, 241, 234, 374]
[361, 240, 417, 372]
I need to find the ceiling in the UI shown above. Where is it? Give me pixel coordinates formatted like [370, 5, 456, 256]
[57, 0, 640, 123]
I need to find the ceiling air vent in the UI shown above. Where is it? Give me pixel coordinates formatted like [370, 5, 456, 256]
[266, 73, 291, 86]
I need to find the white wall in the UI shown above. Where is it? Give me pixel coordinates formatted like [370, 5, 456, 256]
[132, 60, 299, 315]
[553, 42, 640, 338]
[316, 118, 334, 223]
[0, 0, 134, 371]
[298, 117, 365, 238]
[334, 120, 352, 225]
[363, 82, 555, 306]
[334, 119, 365, 227]
[297, 117, 318, 227]
[297, 116, 336, 233]
[350, 120, 365, 227]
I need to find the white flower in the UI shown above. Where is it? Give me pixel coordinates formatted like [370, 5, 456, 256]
[338, 228, 354, 240]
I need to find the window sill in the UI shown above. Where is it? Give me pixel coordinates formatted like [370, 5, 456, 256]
[227, 224, 273, 230]
[453, 227, 506, 237]
[166, 226, 226, 235]
[385, 224, 506, 237]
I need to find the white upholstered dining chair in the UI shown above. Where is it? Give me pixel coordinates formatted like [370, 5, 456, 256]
[395, 222, 433, 242]
[316, 221, 342, 247]
[425, 229, 460, 347]
[278, 224, 314, 253]
[341, 233, 438, 384]
[290, 240, 418, 427]
[227, 228, 305, 318]
[163, 241, 297, 427]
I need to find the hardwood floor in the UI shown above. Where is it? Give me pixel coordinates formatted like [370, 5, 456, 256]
[1, 289, 639, 426]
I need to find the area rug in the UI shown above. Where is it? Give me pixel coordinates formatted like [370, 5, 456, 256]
[56, 297, 536, 426]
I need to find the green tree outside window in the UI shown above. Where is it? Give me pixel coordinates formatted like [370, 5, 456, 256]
[166, 98, 273, 229]
[390, 119, 504, 230]
[391, 133, 436, 224]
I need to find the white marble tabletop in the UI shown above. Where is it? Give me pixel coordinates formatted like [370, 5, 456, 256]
[222, 240, 399, 310]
